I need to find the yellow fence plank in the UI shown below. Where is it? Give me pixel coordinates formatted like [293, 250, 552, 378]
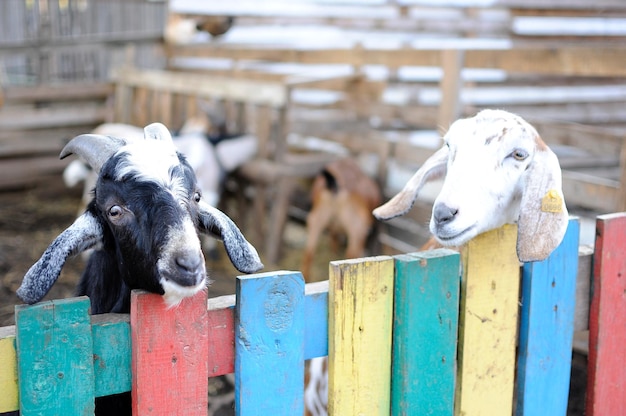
[456, 224, 520, 416]
[328, 256, 394, 415]
[0, 327, 18, 413]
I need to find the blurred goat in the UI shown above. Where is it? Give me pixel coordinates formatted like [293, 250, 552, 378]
[301, 158, 382, 282]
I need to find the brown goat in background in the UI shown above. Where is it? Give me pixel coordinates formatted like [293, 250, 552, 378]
[301, 158, 382, 282]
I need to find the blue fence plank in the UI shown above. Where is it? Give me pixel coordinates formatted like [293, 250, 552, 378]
[15, 296, 95, 416]
[305, 280, 329, 360]
[235, 270, 305, 415]
[391, 249, 460, 416]
[516, 218, 580, 416]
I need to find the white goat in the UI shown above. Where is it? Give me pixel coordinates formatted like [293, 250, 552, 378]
[303, 109, 569, 416]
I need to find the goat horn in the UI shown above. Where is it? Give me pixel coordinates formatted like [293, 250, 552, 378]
[60, 134, 127, 174]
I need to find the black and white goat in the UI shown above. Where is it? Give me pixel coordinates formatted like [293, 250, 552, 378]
[17, 122, 263, 314]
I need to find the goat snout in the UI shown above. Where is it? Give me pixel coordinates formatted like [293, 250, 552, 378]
[174, 251, 205, 286]
[433, 203, 458, 226]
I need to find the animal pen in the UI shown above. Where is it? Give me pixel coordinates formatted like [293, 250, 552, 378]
[0, 213, 624, 415]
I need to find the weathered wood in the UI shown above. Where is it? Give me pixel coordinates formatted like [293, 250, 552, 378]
[15, 297, 95, 416]
[304, 280, 329, 360]
[516, 218, 579, 415]
[207, 294, 236, 377]
[391, 250, 460, 416]
[131, 290, 209, 416]
[0, 105, 107, 130]
[91, 313, 132, 398]
[0, 325, 17, 413]
[171, 45, 626, 77]
[112, 67, 289, 107]
[586, 213, 626, 416]
[328, 256, 394, 415]
[235, 271, 305, 415]
[455, 224, 520, 416]
[437, 49, 465, 133]
[2, 83, 112, 103]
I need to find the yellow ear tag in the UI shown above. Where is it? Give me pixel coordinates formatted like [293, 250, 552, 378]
[541, 189, 563, 213]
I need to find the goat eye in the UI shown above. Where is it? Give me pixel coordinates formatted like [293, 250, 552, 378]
[510, 149, 529, 161]
[108, 205, 123, 218]
[193, 191, 201, 203]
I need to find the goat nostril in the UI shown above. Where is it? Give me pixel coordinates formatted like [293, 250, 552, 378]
[433, 204, 458, 225]
[175, 253, 202, 274]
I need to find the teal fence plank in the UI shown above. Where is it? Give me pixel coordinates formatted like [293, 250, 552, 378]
[92, 313, 131, 397]
[516, 218, 580, 416]
[305, 280, 328, 360]
[391, 249, 460, 416]
[235, 271, 305, 415]
[15, 296, 95, 416]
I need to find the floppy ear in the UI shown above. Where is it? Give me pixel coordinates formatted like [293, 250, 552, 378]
[17, 212, 103, 304]
[197, 201, 264, 273]
[516, 145, 569, 262]
[373, 146, 449, 220]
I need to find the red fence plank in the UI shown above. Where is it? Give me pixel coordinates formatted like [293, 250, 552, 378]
[207, 294, 236, 377]
[131, 289, 209, 416]
[587, 212, 626, 416]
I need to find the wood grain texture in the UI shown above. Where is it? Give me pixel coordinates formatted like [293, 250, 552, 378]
[131, 289, 209, 416]
[0, 325, 18, 413]
[586, 212, 626, 416]
[328, 256, 394, 416]
[15, 296, 95, 416]
[516, 218, 580, 415]
[456, 224, 520, 416]
[235, 270, 306, 415]
[391, 249, 460, 416]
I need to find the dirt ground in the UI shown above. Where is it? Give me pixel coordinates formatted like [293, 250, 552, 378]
[0, 173, 334, 327]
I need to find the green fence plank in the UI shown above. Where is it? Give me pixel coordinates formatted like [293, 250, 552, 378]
[92, 313, 131, 398]
[391, 249, 460, 416]
[15, 296, 95, 416]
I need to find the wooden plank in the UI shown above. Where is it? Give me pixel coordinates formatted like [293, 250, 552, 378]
[575, 246, 593, 332]
[561, 171, 620, 212]
[131, 289, 209, 416]
[112, 67, 289, 107]
[171, 45, 626, 77]
[516, 218, 579, 415]
[391, 249, 460, 416]
[455, 224, 520, 416]
[586, 212, 626, 416]
[0, 325, 17, 413]
[437, 49, 465, 134]
[91, 313, 132, 398]
[235, 270, 305, 415]
[0, 105, 107, 130]
[305, 280, 329, 360]
[3, 83, 112, 103]
[207, 294, 236, 377]
[15, 297, 95, 416]
[328, 256, 394, 415]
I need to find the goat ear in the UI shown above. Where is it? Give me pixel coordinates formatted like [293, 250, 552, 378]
[516, 145, 569, 262]
[373, 146, 449, 220]
[17, 212, 102, 304]
[143, 122, 174, 144]
[197, 201, 264, 273]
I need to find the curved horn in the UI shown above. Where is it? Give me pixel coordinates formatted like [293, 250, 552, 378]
[60, 134, 127, 174]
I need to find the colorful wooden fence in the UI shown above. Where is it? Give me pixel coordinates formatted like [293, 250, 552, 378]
[0, 213, 625, 415]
